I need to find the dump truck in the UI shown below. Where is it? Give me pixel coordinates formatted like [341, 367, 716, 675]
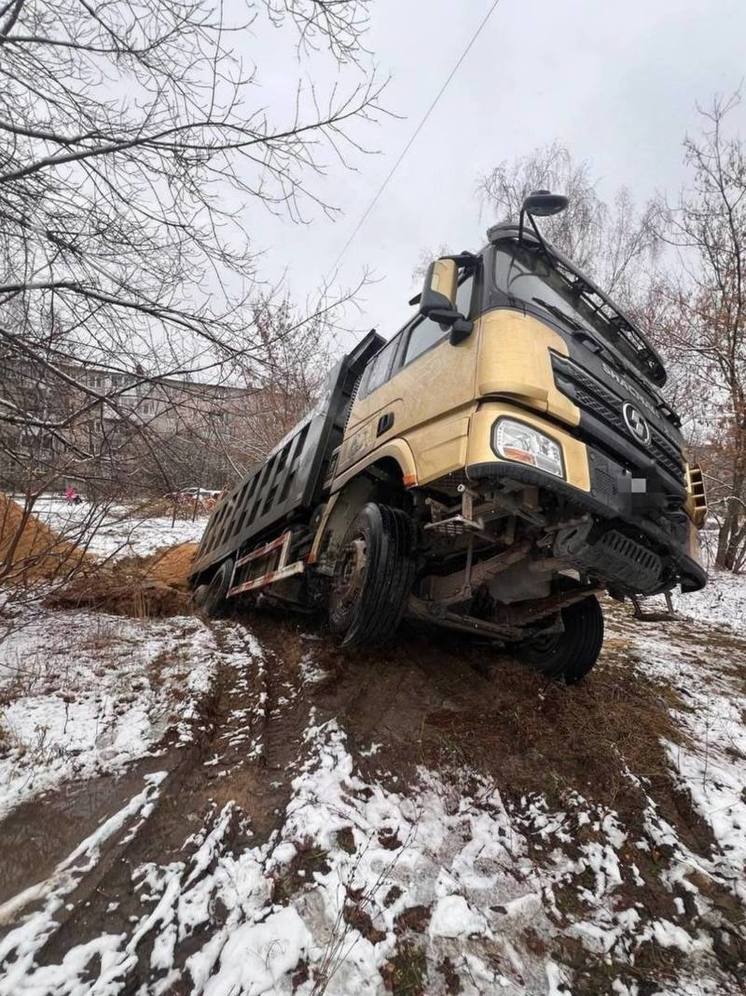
[189, 190, 707, 683]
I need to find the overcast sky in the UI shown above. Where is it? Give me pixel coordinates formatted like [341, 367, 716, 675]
[238, 0, 746, 348]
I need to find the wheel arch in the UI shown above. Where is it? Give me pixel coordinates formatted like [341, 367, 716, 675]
[309, 450, 415, 567]
[330, 438, 418, 493]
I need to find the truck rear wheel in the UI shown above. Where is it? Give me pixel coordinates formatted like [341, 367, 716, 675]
[197, 558, 234, 617]
[514, 595, 604, 684]
[329, 503, 416, 647]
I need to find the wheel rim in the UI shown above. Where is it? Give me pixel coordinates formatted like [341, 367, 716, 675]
[332, 534, 367, 611]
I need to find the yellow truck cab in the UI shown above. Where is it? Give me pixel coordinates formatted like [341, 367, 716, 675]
[190, 191, 707, 684]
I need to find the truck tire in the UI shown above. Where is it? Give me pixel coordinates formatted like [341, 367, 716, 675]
[199, 558, 234, 618]
[513, 595, 604, 684]
[329, 503, 416, 647]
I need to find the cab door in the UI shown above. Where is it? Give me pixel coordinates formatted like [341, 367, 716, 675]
[338, 271, 480, 484]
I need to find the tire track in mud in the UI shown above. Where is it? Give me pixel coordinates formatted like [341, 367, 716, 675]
[1, 604, 745, 994]
[233, 609, 746, 993]
[0, 616, 316, 990]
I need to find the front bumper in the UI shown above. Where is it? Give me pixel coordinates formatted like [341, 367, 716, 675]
[465, 402, 706, 592]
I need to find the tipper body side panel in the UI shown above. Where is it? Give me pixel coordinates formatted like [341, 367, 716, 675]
[189, 331, 384, 580]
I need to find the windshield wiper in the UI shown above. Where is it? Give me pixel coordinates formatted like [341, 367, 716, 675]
[531, 297, 584, 331]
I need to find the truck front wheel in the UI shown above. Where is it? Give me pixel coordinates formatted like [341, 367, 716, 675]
[329, 502, 416, 647]
[513, 595, 604, 684]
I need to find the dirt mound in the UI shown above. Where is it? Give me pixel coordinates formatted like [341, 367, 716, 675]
[46, 543, 197, 617]
[0, 493, 95, 583]
[147, 542, 197, 588]
[47, 573, 191, 617]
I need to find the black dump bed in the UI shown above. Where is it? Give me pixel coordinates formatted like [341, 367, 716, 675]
[189, 331, 384, 581]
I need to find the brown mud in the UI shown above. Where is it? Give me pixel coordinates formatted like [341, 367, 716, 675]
[44, 542, 198, 616]
[0, 597, 744, 992]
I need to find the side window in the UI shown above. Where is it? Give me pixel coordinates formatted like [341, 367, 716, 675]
[403, 315, 446, 366]
[358, 336, 398, 399]
[404, 270, 474, 366]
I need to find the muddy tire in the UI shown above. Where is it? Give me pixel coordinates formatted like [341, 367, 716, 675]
[192, 583, 209, 609]
[199, 558, 234, 617]
[514, 595, 604, 684]
[328, 502, 416, 647]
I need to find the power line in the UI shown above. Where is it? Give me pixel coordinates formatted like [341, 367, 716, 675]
[328, 0, 504, 276]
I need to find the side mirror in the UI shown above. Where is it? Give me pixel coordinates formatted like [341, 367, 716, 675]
[419, 258, 473, 342]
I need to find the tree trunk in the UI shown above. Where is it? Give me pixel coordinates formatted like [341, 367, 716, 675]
[716, 502, 746, 570]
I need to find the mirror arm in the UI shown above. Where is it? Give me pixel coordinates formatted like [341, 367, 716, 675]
[449, 317, 473, 345]
[527, 211, 551, 257]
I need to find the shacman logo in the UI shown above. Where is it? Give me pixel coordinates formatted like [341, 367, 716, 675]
[623, 402, 651, 446]
[601, 361, 652, 414]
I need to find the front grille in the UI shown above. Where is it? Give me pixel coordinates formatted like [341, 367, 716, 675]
[552, 355, 685, 484]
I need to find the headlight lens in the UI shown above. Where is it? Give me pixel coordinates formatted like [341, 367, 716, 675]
[492, 418, 564, 478]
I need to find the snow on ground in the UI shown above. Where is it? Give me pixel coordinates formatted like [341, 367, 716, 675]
[22, 494, 208, 560]
[670, 567, 746, 634]
[2, 701, 742, 995]
[607, 607, 746, 908]
[0, 771, 168, 990]
[0, 550, 744, 993]
[0, 602, 220, 816]
[0, 717, 568, 996]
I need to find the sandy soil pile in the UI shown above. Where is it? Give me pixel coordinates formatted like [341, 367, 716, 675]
[0, 494, 197, 614]
[0, 493, 94, 583]
[47, 542, 198, 616]
[147, 542, 197, 589]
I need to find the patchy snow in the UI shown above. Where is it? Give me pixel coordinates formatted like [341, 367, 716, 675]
[429, 894, 487, 938]
[201, 908, 311, 996]
[607, 593, 746, 908]
[670, 567, 746, 634]
[0, 771, 166, 995]
[6, 703, 741, 995]
[0, 603, 220, 815]
[0, 538, 744, 994]
[19, 494, 208, 560]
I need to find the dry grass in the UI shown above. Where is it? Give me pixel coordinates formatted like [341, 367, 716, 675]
[46, 572, 191, 618]
[380, 941, 427, 996]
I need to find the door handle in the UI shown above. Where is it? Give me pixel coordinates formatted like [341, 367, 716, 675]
[377, 412, 394, 436]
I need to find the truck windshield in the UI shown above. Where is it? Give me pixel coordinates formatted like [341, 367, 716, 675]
[493, 238, 663, 384]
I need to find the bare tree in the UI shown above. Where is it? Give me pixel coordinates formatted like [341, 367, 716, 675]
[236, 293, 334, 462]
[0, 0, 381, 501]
[654, 93, 746, 570]
[478, 141, 659, 309]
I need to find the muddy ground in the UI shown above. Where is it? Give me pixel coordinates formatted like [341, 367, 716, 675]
[0, 595, 744, 995]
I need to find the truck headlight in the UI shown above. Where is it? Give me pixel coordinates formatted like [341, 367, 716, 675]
[492, 418, 565, 479]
